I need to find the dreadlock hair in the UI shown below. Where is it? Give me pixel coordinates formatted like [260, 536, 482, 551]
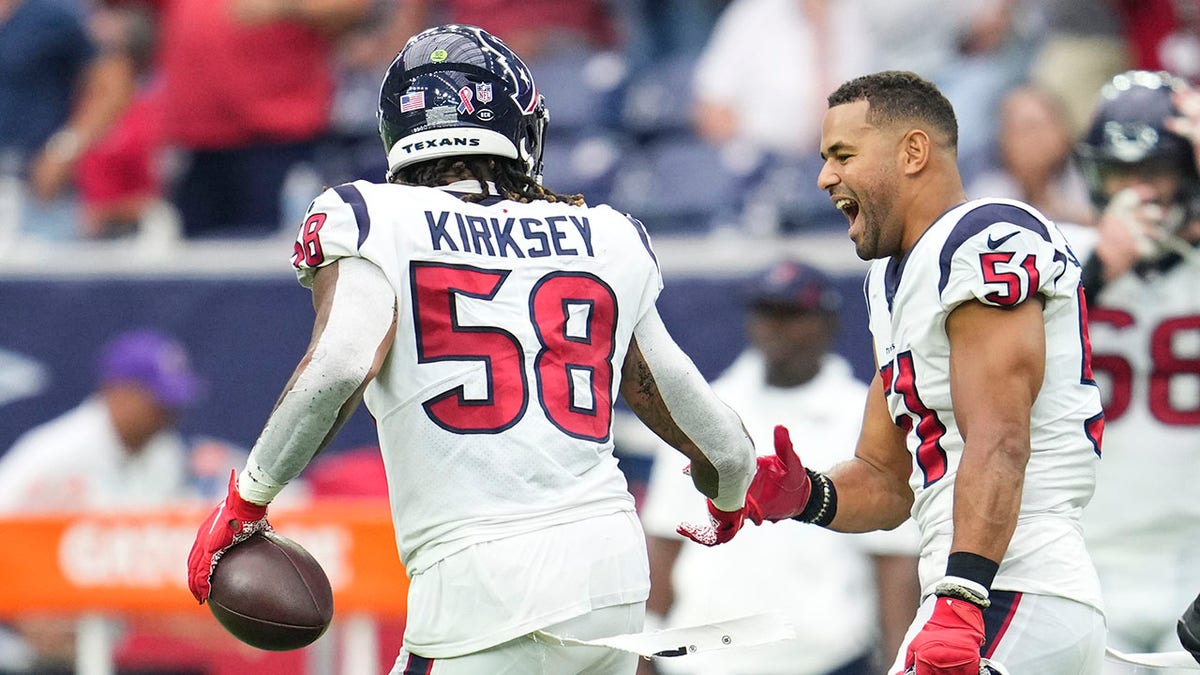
[393, 156, 585, 207]
[827, 70, 959, 150]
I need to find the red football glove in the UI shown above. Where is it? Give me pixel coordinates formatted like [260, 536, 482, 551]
[744, 425, 812, 525]
[904, 597, 986, 675]
[676, 498, 746, 547]
[186, 469, 271, 603]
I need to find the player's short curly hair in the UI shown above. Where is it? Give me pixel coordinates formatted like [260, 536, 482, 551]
[828, 71, 958, 149]
[395, 156, 584, 207]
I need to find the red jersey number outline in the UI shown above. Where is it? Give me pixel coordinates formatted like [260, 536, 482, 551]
[1092, 307, 1200, 425]
[293, 213, 327, 268]
[882, 352, 949, 487]
[411, 262, 618, 440]
[978, 251, 1038, 306]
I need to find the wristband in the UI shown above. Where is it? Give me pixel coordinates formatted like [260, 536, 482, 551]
[945, 551, 999, 590]
[935, 579, 991, 609]
[792, 469, 836, 526]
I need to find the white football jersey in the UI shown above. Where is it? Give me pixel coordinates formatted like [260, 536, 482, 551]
[1075, 249, 1200, 650]
[865, 198, 1104, 610]
[292, 180, 662, 576]
[1080, 258, 1200, 548]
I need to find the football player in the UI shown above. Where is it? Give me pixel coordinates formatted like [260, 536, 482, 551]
[185, 24, 756, 674]
[1071, 70, 1200, 669]
[680, 71, 1108, 674]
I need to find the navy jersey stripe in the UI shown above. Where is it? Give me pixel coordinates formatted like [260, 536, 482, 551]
[625, 214, 660, 273]
[333, 183, 371, 249]
[884, 255, 905, 313]
[445, 191, 506, 207]
[862, 268, 873, 325]
[937, 203, 1051, 297]
[981, 590, 1022, 658]
[402, 653, 434, 675]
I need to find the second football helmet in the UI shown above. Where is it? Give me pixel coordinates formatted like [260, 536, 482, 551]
[1075, 70, 1200, 211]
[378, 24, 549, 182]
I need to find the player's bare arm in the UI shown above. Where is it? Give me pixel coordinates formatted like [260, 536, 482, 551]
[823, 370, 915, 533]
[618, 307, 754, 511]
[237, 257, 398, 504]
[188, 258, 397, 602]
[945, 298, 1043, 565]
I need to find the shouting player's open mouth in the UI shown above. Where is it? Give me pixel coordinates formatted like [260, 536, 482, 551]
[834, 196, 860, 230]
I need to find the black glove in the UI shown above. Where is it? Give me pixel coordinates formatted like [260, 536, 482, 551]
[1178, 591, 1200, 665]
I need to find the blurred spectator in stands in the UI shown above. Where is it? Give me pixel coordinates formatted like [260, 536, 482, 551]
[860, 0, 1033, 174]
[75, 3, 170, 239]
[152, 0, 368, 238]
[968, 84, 1095, 227]
[1024, 0, 1129, 137]
[397, 0, 619, 62]
[635, 260, 920, 675]
[1117, 0, 1200, 81]
[0, 329, 203, 512]
[691, 1, 871, 235]
[706, 0, 1030, 234]
[0, 328, 202, 672]
[0, 0, 136, 241]
[691, 0, 873, 158]
[318, 0, 418, 185]
[622, 0, 729, 68]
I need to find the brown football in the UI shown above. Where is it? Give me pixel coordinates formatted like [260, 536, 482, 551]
[207, 531, 334, 651]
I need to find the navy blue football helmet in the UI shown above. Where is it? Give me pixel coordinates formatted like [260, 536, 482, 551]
[378, 24, 549, 183]
[1075, 70, 1200, 209]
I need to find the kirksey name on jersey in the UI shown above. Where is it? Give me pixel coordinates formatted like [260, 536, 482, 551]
[423, 208, 595, 259]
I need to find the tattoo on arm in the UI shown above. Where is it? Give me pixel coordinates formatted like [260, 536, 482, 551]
[621, 340, 691, 449]
[620, 338, 718, 495]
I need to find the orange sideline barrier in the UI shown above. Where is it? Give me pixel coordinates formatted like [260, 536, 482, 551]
[0, 500, 409, 617]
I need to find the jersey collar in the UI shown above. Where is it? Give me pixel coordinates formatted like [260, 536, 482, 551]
[437, 179, 498, 195]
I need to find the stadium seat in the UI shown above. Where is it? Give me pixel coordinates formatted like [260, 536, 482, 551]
[739, 153, 847, 234]
[528, 47, 629, 140]
[541, 133, 626, 205]
[607, 135, 757, 234]
[618, 54, 699, 142]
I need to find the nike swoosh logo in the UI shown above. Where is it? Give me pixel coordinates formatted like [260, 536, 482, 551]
[986, 231, 1019, 249]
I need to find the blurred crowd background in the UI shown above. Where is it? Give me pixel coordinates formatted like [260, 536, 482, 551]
[2, 0, 1200, 673]
[4, 0, 1195, 243]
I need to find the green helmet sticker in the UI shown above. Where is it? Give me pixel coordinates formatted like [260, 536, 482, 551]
[431, 49, 448, 63]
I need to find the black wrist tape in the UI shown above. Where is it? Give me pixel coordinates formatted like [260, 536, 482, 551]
[946, 551, 999, 590]
[793, 469, 837, 527]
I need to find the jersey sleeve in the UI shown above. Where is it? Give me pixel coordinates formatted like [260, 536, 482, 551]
[937, 202, 1073, 312]
[291, 184, 371, 289]
[622, 212, 665, 322]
